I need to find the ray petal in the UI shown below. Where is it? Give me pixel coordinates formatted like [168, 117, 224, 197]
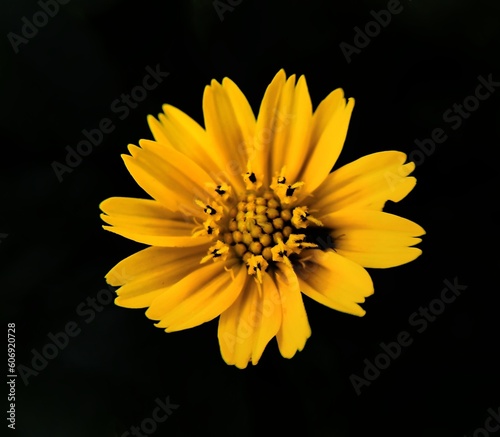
[321, 209, 425, 268]
[309, 151, 416, 213]
[296, 249, 374, 316]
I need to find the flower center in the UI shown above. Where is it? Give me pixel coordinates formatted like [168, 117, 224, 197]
[193, 169, 323, 283]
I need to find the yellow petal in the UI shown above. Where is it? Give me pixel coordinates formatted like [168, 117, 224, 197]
[100, 197, 212, 247]
[106, 246, 208, 308]
[296, 249, 374, 316]
[145, 261, 246, 332]
[147, 114, 171, 146]
[298, 94, 354, 196]
[270, 74, 296, 181]
[102, 225, 209, 248]
[100, 196, 179, 221]
[151, 105, 225, 186]
[218, 273, 282, 368]
[275, 264, 311, 358]
[322, 210, 425, 268]
[251, 274, 283, 364]
[122, 141, 214, 216]
[281, 75, 313, 182]
[221, 77, 256, 155]
[310, 151, 416, 213]
[203, 80, 253, 192]
[309, 88, 345, 146]
[146, 261, 247, 332]
[252, 69, 287, 186]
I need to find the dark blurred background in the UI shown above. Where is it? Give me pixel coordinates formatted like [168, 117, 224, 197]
[1, 0, 499, 436]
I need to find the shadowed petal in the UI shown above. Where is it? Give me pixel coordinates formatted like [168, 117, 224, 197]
[296, 249, 374, 316]
[322, 209, 425, 268]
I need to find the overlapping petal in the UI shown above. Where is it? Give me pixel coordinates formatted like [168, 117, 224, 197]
[309, 151, 416, 213]
[269, 74, 313, 184]
[122, 140, 216, 217]
[296, 249, 374, 316]
[100, 197, 212, 247]
[147, 105, 222, 184]
[202, 78, 256, 192]
[106, 245, 209, 308]
[251, 70, 315, 187]
[298, 91, 355, 197]
[321, 209, 425, 268]
[218, 272, 282, 368]
[252, 71, 355, 199]
[146, 260, 247, 332]
[252, 69, 286, 186]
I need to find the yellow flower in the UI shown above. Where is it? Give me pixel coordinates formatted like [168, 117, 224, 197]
[100, 69, 425, 369]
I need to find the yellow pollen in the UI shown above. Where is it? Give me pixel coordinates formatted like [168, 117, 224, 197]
[200, 241, 229, 263]
[246, 255, 268, 284]
[291, 207, 323, 228]
[271, 240, 292, 267]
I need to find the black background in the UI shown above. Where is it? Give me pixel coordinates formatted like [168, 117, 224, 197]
[1, 0, 499, 436]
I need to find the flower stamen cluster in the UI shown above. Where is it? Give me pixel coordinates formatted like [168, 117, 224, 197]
[195, 171, 322, 283]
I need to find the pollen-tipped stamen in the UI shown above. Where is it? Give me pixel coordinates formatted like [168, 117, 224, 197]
[197, 172, 324, 280]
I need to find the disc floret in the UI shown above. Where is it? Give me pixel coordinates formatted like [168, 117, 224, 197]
[195, 170, 323, 283]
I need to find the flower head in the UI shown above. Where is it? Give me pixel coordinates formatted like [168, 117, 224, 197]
[100, 70, 424, 368]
